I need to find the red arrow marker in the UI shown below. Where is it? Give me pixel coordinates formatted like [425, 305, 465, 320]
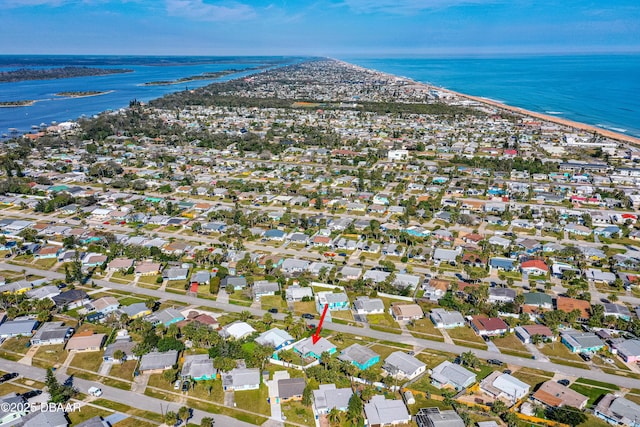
[312, 304, 329, 344]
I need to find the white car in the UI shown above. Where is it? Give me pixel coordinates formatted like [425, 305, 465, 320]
[88, 387, 102, 397]
[174, 380, 181, 390]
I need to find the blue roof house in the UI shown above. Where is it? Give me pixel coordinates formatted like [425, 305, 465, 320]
[489, 257, 517, 272]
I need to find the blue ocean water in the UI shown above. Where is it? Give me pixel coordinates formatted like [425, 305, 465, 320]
[343, 55, 640, 138]
[0, 56, 302, 137]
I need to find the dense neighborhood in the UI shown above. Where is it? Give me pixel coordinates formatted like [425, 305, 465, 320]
[0, 59, 639, 427]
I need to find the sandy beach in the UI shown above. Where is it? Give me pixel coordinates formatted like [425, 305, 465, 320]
[343, 59, 640, 146]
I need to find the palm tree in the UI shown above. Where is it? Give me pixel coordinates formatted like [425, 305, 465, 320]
[327, 408, 342, 426]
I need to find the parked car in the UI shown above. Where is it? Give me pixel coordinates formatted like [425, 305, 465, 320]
[174, 380, 181, 390]
[487, 359, 504, 366]
[0, 373, 18, 383]
[558, 379, 570, 386]
[88, 387, 102, 397]
[20, 390, 42, 400]
[302, 313, 315, 320]
[268, 308, 278, 314]
[181, 381, 190, 392]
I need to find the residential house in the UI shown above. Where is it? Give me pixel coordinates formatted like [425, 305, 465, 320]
[612, 340, 640, 363]
[219, 321, 256, 340]
[139, 350, 179, 373]
[106, 258, 134, 272]
[293, 337, 336, 360]
[220, 276, 247, 291]
[383, 351, 426, 380]
[120, 302, 151, 319]
[281, 259, 311, 275]
[422, 279, 449, 302]
[277, 377, 306, 402]
[488, 288, 516, 304]
[432, 248, 460, 266]
[103, 339, 137, 363]
[285, 285, 313, 302]
[430, 309, 465, 329]
[364, 395, 411, 427]
[181, 354, 216, 381]
[353, 297, 385, 315]
[470, 316, 508, 336]
[317, 291, 350, 311]
[514, 325, 555, 344]
[520, 260, 549, 276]
[415, 408, 465, 427]
[480, 371, 530, 401]
[30, 321, 73, 346]
[90, 296, 119, 315]
[561, 330, 605, 353]
[163, 267, 189, 281]
[431, 361, 476, 390]
[338, 343, 380, 370]
[390, 304, 423, 321]
[252, 281, 279, 300]
[0, 318, 38, 338]
[0, 393, 29, 426]
[489, 258, 517, 272]
[532, 381, 589, 410]
[52, 289, 89, 309]
[255, 328, 294, 350]
[65, 332, 106, 352]
[594, 394, 640, 427]
[313, 384, 353, 415]
[604, 303, 632, 321]
[523, 292, 553, 310]
[146, 307, 185, 327]
[135, 262, 161, 276]
[222, 368, 260, 391]
[339, 266, 362, 281]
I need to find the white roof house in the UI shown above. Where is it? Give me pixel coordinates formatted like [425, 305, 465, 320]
[219, 321, 256, 340]
[364, 395, 411, 426]
[480, 371, 530, 401]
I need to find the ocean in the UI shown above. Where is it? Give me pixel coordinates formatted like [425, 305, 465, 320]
[343, 54, 640, 138]
[1, 54, 638, 138]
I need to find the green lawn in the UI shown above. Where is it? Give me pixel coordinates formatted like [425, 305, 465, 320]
[574, 377, 619, 390]
[109, 360, 138, 381]
[260, 295, 287, 311]
[32, 344, 67, 369]
[446, 327, 487, 347]
[281, 401, 314, 426]
[33, 258, 58, 269]
[491, 334, 531, 356]
[137, 275, 162, 286]
[406, 318, 444, 338]
[292, 301, 317, 315]
[367, 313, 400, 329]
[1, 336, 31, 354]
[234, 384, 271, 416]
[70, 351, 104, 372]
[510, 367, 553, 387]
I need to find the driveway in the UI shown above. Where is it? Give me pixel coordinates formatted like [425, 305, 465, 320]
[266, 371, 289, 422]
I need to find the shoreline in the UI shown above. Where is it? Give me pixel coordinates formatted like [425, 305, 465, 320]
[54, 90, 114, 99]
[338, 59, 640, 145]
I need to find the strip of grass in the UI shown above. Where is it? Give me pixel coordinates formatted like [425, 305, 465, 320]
[369, 325, 402, 335]
[575, 377, 619, 390]
[70, 351, 104, 372]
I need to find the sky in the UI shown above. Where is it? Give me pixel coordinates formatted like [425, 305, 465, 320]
[0, 0, 639, 56]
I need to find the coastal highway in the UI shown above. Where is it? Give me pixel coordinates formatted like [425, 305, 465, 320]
[0, 358, 253, 427]
[5, 261, 640, 391]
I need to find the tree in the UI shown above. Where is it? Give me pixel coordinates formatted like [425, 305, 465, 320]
[460, 351, 479, 368]
[45, 368, 75, 403]
[262, 312, 273, 327]
[327, 408, 342, 426]
[491, 399, 508, 415]
[163, 368, 178, 384]
[546, 406, 587, 426]
[178, 406, 190, 425]
[608, 293, 619, 302]
[145, 298, 156, 311]
[347, 392, 363, 422]
[200, 417, 214, 427]
[302, 385, 313, 406]
[165, 411, 178, 427]
[113, 349, 125, 362]
[240, 310, 252, 321]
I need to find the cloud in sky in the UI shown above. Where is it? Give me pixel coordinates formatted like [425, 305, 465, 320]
[340, 0, 501, 14]
[165, 0, 256, 21]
